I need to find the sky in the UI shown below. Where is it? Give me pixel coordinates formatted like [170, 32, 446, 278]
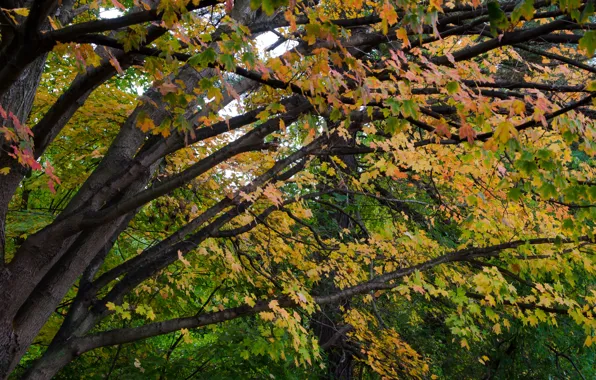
[100, 7, 296, 111]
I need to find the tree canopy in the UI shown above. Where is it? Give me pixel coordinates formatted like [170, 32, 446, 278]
[1, 0, 596, 378]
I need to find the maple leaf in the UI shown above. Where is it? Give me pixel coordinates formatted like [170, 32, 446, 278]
[395, 28, 410, 48]
[260, 312, 275, 321]
[44, 161, 61, 194]
[177, 250, 191, 267]
[263, 183, 283, 206]
[511, 0, 535, 23]
[137, 117, 155, 132]
[381, 1, 398, 26]
[158, 82, 178, 96]
[579, 30, 596, 56]
[435, 121, 451, 138]
[487, 1, 509, 35]
[459, 123, 476, 143]
[244, 296, 256, 307]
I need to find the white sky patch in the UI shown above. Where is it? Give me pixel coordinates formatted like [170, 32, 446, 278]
[219, 99, 241, 117]
[99, 8, 123, 19]
[255, 31, 298, 58]
[218, 32, 295, 118]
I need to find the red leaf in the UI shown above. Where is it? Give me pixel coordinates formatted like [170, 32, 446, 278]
[111, 0, 126, 10]
[225, 0, 234, 14]
[459, 123, 476, 144]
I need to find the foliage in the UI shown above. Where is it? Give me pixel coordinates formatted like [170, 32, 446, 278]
[0, 0, 596, 378]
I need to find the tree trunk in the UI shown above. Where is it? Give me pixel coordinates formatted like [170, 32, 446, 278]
[313, 130, 359, 379]
[0, 54, 47, 261]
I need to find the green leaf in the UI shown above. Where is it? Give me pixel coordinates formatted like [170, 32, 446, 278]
[516, 159, 538, 175]
[242, 51, 256, 68]
[538, 183, 557, 199]
[385, 117, 400, 134]
[580, 0, 595, 23]
[511, 0, 535, 23]
[250, 0, 261, 10]
[189, 47, 217, 68]
[219, 54, 236, 71]
[401, 99, 418, 118]
[579, 30, 596, 56]
[562, 218, 574, 231]
[488, 1, 510, 35]
[508, 187, 523, 201]
[446, 81, 460, 95]
[386, 98, 400, 114]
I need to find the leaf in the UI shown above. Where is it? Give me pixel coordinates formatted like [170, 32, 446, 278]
[111, 0, 126, 10]
[189, 48, 217, 68]
[158, 82, 178, 95]
[260, 311, 275, 321]
[401, 99, 418, 118]
[511, 0, 535, 23]
[508, 187, 523, 201]
[580, 1, 595, 23]
[245, 296, 256, 307]
[579, 30, 596, 56]
[396, 28, 410, 47]
[381, 1, 398, 28]
[225, 0, 234, 13]
[177, 250, 191, 267]
[459, 123, 476, 143]
[446, 81, 460, 95]
[487, 1, 509, 35]
[494, 121, 518, 143]
[263, 183, 283, 206]
[10, 8, 29, 16]
[261, 0, 285, 15]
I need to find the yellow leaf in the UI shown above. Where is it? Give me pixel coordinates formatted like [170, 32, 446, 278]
[245, 296, 256, 307]
[260, 311, 275, 321]
[460, 338, 470, 350]
[3, 7, 29, 17]
[396, 28, 410, 47]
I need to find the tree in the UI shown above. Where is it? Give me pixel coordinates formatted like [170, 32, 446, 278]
[1, 0, 596, 377]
